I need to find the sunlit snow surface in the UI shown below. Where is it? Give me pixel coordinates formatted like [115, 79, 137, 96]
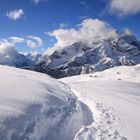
[61, 65, 140, 140]
[0, 64, 140, 140]
[0, 65, 92, 140]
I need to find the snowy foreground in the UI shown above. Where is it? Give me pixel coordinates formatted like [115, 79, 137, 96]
[61, 65, 140, 140]
[0, 65, 92, 140]
[0, 65, 140, 140]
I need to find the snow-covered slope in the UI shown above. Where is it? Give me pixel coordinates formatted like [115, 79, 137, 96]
[60, 65, 140, 140]
[31, 33, 140, 78]
[0, 65, 93, 140]
[0, 43, 33, 67]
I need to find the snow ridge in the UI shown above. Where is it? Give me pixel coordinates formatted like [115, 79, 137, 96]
[0, 65, 93, 140]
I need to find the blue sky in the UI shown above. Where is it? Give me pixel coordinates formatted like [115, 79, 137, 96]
[0, 0, 140, 53]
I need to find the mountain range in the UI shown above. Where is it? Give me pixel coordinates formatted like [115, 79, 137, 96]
[0, 32, 140, 78]
[25, 32, 140, 78]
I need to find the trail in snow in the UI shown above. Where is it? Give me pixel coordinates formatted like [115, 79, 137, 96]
[61, 65, 140, 140]
[72, 89, 126, 140]
[0, 64, 140, 140]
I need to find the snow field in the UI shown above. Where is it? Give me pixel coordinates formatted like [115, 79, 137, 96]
[61, 65, 140, 140]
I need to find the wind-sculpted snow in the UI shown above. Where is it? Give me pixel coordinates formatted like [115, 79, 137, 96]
[0, 65, 93, 140]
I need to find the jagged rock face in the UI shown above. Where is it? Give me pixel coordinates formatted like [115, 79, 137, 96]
[27, 34, 140, 78]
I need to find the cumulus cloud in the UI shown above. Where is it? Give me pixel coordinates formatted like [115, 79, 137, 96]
[6, 9, 24, 20]
[0, 40, 18, 64]
[0, 38, 24, 57]
[47, 18, 117, 54]
[107, 0, 140, 16]
[0, 39, 34, 67]
[26, 36, 43, 48]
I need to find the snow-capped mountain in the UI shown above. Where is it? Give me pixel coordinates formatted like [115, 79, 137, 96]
[30, 32, 140, 78]
[25, 53, 49, 64]
[0, 43, 34, 67]
[1, 32, 139, 78]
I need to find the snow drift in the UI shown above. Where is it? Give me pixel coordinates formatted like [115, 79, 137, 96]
[0, 65, 92, 140]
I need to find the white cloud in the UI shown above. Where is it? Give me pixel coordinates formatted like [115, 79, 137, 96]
[31, 0, 41, 4]
[0, 37, 24, 49]
[26, 40, 37, 49]
[31, 0, 48, 4]
[26, 36, 43, 48]
[7, 37, 24, 45]
[0, 40, 32, 67]
[107, 0, 140, 16]
[6, 9, 24, 20]
[0, 36, 43, 50]
[0, 40, 14, 49]
[59, 23, 68, 28]
[47, 18, 117, 54]
[0, 40, 18, 63]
